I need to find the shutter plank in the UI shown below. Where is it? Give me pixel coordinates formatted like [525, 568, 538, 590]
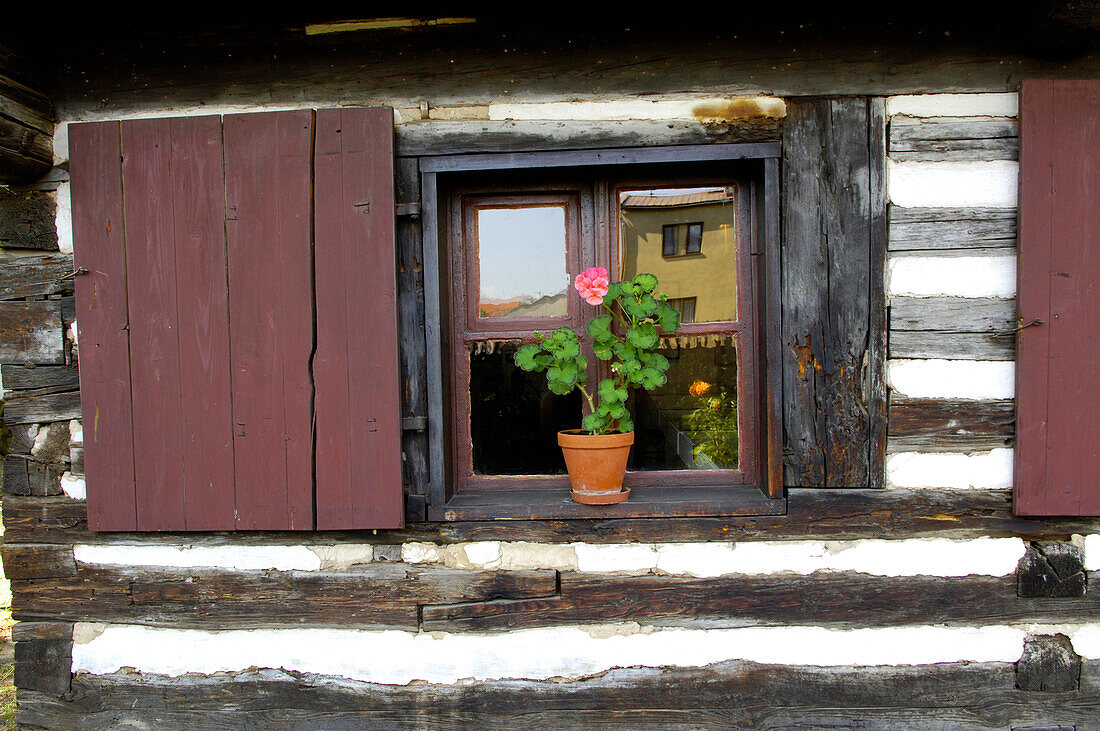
[224, 111, 314, 530]
[314, 107, 403, 529]
[69, 121, 138, 531]
[121, 119, 187, 530]
[1016, 80, 1100, 516]
[169, 116, 235, 530]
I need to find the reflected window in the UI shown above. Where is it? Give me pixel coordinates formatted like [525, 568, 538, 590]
[619, 187, 737, 323]
[667, 297, 697, 324]
[475, 205, 568, 319]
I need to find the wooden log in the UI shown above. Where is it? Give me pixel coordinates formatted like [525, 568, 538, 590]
[422, 571, 1100, 632]
[0, 189, 58, 250]
[0, 117, 52, 184]
[0, 299, 63, 364]
[889, 207, 1017, 251]
[396, 119, 782, 157]
[889, 117, 1018, 161]
[889, 330, 1014, 360]
[0, 254, 74, 300]
[16, 661, 1100, 730]
[889, 296, 1016, 332]
[7, 488, 1100, 545]
[1017, 543, 1087, 598]
[11, 621, 72, 642]
[3, 390, 82, 424]
[12, 564, 557, 629]
[1016, 634, 1080, 693]
[0, 544, 76, 580]
[14, 636, 71, 697]
[6, 422, 38, 455]
[1, 364, 79, 393]
[2, 456, 62, 496]
[781, 97, 877, 488]
[889, 398, 1015, 453]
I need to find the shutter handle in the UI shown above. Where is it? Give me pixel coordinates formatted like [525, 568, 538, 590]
[57, 267, 89, 282]
[1016, 318, 1044, 332]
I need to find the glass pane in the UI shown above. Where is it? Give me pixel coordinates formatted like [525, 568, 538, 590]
[619, 187, 737, 323]
[477, 206, 569, 319]
[470, 342, 580, 475]
[627, 339, 739, 471]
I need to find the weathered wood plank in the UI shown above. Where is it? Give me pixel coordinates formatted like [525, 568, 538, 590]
[423, 571, 1100, 632]
[8, 488, 1100, 546]
[0, 299, 63, 364]
[0, 117, 52, 184]
[0, 189, 57, 250]
[889, 206, 1017, 251]
[16, 661, 1100, 730]
[396, 119, 782, 157]
[867, 97, 889, 489]
[1016, 634, 1080, 693]
[14, 636, 71, 697]
[1017, 543, 1086, 598]
[13, 565, 557, 629]
[1, 364, 79, 393]
[11, 621, 73, 642]
[2, 456, 62, 496]
[782, 97, 875, 487]
[889, 398, 1014, 453]
[2, 390, 81, 424]
[0, 544, 76, 580]
[889, 296, 1016, 332]
[889, 117, 1018, 161]
[889, 330, 1014, 360]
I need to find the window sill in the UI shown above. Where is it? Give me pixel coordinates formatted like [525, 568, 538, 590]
[427, 485, 785, 521]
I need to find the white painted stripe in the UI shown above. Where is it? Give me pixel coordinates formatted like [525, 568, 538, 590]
[887, 160, 1018, 208]
[74, 545, 322, 572]
[655, 538, 1023, 578]
[1085, 535, 1100, 572]
[55, 181, 73, 255]
[886, 450, 1014, 490]
[885, 93, 1018, 119]
[888, 359, 1015, 400]
[888, 254, 1016, 298]
[60, 473, 86, 500]
[488, 97, 786, 122]
[71, 624, 1028, 683]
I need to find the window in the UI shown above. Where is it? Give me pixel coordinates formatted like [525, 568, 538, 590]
[420, 145, 784, 519]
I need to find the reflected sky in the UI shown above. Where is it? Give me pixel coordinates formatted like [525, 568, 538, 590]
[477, 206, 568, 303]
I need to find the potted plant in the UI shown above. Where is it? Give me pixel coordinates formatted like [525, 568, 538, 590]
[514, 267, 681, 504]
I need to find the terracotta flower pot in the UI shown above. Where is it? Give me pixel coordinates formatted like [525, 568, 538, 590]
[557, 430, 634, 505]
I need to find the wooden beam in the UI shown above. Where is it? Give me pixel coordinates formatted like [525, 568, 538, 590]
[0, 300, 64, 364]
[0, 189, 58, 250]
[888, 207, 1017, 252]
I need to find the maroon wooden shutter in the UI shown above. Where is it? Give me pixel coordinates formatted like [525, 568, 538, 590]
[69, 108, 403, 530]
[1016, 80, 1100, 516]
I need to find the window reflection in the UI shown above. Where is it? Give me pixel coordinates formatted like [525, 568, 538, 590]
[619, 187, 737, 323]
[628, 340, 739, 471]
[477, 206, 568, 318]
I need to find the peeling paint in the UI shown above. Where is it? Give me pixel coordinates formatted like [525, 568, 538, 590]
[887, 254, 1015, 298]
[886, 450, 1014, 490]
[309, 545, 375, 570]
[885, 93, 1018, 119]
[60, 472, 86, 500]
[74, 545, 322, 571]
[71, 623, 1031, 685]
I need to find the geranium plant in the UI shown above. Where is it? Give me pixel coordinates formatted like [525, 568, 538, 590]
[514, 267, 681, 434]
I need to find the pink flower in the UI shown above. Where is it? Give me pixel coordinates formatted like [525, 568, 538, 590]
[574, 267, 610, 306]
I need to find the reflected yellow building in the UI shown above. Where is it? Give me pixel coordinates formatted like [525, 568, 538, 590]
[618, 188, 737, 323]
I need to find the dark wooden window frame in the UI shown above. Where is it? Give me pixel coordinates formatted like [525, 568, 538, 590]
[420, 143, 784, 521]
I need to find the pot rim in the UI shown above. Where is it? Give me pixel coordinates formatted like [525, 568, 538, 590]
[557, 429, 635, 448]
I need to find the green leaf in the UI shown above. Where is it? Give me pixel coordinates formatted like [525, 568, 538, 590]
[620, 296, 646, 319]
[626, 322, 659, 349]
[604, 281, 623, 302]
[632, 272, 658, 293]
[547, 378, 574, 395]
[613, 341, 636, 361]
[656, 301, 681, 334]
[639, 294, 658, 315]
[598, 379, 626, 403]
[617, 414, 634, 433]
[583, 412, 607, 433]
[586, 315, 614, 341]
[514, 344, 541, 371]
[648, 352, 670, 372]
[592, 340, 614, 360]
[555, 338, 580, 359]
[640, 367, 666, 389]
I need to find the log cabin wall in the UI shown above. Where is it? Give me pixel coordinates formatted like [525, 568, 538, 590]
[2, 17, 1100, 728]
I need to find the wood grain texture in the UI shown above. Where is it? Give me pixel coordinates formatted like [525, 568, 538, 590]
[781, 97, 875, 488]
[120, 118, 188, 530]
[889, 296, 1016, 332]
[0, 544, 76, 580]
[168, 116, 236, 531]
[889, 117, 1018, 161]
[16, 661, 1100, 730]
[14, 637, 70, 697]
[867, 98, 889, 489]
[888, 206, 1017, 251]
[2, 457, 63, 497]
[0, 254, 73, 299]
[0, 189, 57, 250]
[2, 390, 82, 424]
[224, 111, 315, 530]
[68, 120, 137, 531]
[313, 107, 403, 530]
[9, 488, 1100, 545]
[422, 571, 1100, 632]
[889, 330, 1014, 360]
[889, 398, 1014, 452]
[0, 300, 63, 364]
[2, 364, 80, 393]
[13, 564, 556, 629]
[1015, 79, 1100, 516]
